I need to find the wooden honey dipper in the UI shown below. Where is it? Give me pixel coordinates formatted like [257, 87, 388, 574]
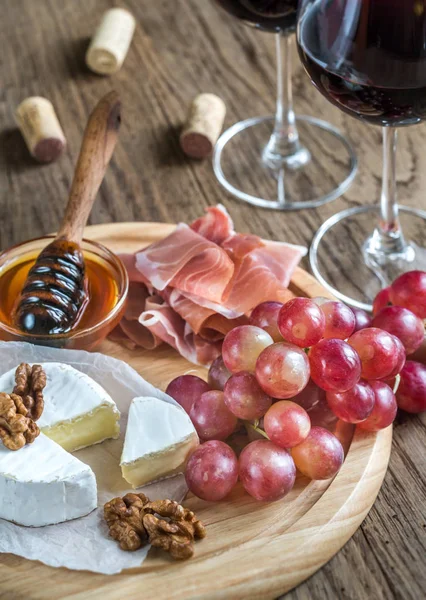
[13, 91, 121, 335]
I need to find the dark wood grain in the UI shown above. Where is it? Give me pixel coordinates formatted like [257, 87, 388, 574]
[0, 1, 425, 599]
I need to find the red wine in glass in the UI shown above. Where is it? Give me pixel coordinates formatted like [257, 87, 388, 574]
[210, 0, 357, 210]
[298, 0, 426, 127]
[296, 0, 426, 311]
[215, 0, 298, 33]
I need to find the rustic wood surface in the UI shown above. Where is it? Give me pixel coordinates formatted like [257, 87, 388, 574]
[0, 1, 425, 599]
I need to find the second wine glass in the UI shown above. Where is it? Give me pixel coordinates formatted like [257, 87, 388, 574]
[297, 0, 426, 310]
[212, 0, 357, 210]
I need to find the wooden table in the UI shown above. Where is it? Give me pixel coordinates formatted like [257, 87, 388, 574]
[0, 1, 425, 598]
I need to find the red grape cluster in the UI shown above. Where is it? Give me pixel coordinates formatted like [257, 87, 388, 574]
[166, 271, 426, 504]
[370, 271, 426, 414]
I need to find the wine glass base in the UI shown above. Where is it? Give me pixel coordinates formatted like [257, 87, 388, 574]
[310, 205, 426, 311]
[213, 115, 358, 210]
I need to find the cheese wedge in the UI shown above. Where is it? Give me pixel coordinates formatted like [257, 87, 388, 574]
[0, 363, 120, 452]
[0, 433, 97, 527]
[120, 397, 199, 488]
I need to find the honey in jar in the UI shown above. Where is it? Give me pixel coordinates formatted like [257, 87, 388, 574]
[0, 239, 127, 350]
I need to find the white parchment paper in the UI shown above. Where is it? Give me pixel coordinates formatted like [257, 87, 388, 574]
[0, 341, 189, 574]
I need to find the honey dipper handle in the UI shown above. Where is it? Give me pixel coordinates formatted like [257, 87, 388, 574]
[57, 91, 121, 242]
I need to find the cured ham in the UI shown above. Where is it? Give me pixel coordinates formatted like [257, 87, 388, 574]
[112, 282, 163, 350]
[190, 204, 234, 244]
[135, 223, 234, 302]
[139, 298, 222, 365]
[160, 287, 216, 335]
[219, 234, 305, 315]
[221, 233, 263, 259]
[251, 239, 307, 289]
[160, 288, 245, 341]
[111, 205, 307, 365]
[119, 253, 149, 285]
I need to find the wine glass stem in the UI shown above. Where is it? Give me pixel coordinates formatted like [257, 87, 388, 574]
[381, 128, 399, 232]
[262, 33, 302, 167]
[363, 126, 414, 276]
[375, 127, 407, 254]
[274, 33, 299, 149]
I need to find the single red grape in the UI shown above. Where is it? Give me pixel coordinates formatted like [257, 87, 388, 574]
[278, 298, 325, 347]
[396, 361, 426, 413]
[357, 381, 397, 431]
[291, 378, 325, 411]
[222, 325, 273, 373]
[351, 307, 372, 332]
[320, 301, 356, 340]
[389, 270, 426, 318]
[208, 355, 231, 391]
[249, 301, 283, 342]
[309, 338, 361, 392]
[264, 400, 311, 448]
[291, 427, 344, 480]
[373, 287, 392, 316]
[348, 328, 398, 380]
[326, 381, 375, 423]
[255, 342, 310, 399]
[385, 335, 406, 379]
[239, 439, 296, 501]
[185, 441, 238, 501]
[409, 336, 426, 364]
[166, 375, 210, 414]
[190, 390, 238, 441]
[224, 372, 272, 420]
[371, 306, 424, 355]
[290, 379, 338, 431]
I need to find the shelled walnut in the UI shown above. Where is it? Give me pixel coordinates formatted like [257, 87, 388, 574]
[0, 363, 46, 451]
[0, 392, 40, 450]
[104, 493, 150, 551]
[104, 494, 206, 560]
[13, 363, 46, 421]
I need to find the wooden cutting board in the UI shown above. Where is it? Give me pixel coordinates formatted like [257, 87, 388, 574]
[0, 223, 392, 600]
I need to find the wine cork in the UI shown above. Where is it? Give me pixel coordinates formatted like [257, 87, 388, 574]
[180, 93, 226, 159]
[86, 8, 136, 75]
[15, 97, 66, 163]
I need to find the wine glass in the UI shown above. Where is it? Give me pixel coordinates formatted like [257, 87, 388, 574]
[211, 0, 358, 210]
[297, 0, 426, 310]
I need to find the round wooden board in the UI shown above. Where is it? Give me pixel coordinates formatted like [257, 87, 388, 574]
[0, 222, 393, 600]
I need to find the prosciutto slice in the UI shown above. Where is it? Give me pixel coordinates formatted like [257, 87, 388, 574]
[160, 287, 216, 335]
[119, 253, 149, 285]
[160, 288, 248, 341]
[113, 282, 163, 350]
[178, 234, 305, 317]
[139, 298, 222, 365]
[108, 324, 138, 350]
[135, 224, 234, 302]
[218, 234, 305, 314]
[190, 204, 234, 244]
[250, 239, 307, 289]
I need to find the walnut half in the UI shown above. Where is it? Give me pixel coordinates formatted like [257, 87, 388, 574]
[0, 392, 40, 450]
[13, 363, 46, 421]
[104, 493, 150, 551]
[104, 494, 206, 560]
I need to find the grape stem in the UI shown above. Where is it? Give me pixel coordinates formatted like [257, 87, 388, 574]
[393, 374, 401, 395]
[246, 421, 270, 440]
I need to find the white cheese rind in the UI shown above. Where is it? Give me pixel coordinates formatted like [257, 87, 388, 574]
[0, 434, 97, 527]
[120, 396, 199, 487]
[0, 363, 120, 449]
